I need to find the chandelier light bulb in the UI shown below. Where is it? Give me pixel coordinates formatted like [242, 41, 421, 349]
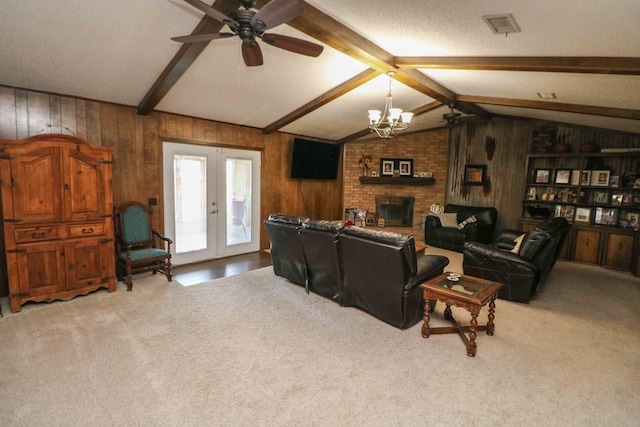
[401, 112, 414, 124]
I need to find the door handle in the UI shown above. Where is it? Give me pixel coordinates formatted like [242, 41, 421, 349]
[210, 209, 218, 214]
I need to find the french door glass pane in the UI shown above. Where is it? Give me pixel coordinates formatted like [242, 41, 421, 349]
[226, 158, 252, 245]
[174, 155, 207, 253]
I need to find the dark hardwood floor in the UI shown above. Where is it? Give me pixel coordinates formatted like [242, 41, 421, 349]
[172, 251, 273, 286]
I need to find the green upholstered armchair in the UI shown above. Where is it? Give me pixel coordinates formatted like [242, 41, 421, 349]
[114, 201, 172, 291]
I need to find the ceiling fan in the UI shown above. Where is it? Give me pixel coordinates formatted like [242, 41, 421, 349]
[172, 0, 324, 66]
[442, 103, 463, 126]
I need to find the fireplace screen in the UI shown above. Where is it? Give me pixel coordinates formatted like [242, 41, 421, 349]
[375, 196, 415, 227]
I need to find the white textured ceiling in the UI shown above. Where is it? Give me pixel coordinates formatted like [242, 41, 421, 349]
[1, 0, 639, 141]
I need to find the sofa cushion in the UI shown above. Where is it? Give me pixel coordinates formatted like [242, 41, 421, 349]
[438, 212, 459, 228]
[518, 228, 548, 261]
[458, 215, 477, 229]
[511, 233, 526, 254]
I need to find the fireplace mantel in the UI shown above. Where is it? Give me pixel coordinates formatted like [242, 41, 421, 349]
[359, 177, 435, 186]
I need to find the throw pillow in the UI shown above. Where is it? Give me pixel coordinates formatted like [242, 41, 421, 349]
[511, 233, 526, 254]
[438, 212, 459, 228]
[458, 215, 478, 229]
[430, 203, 444, 215]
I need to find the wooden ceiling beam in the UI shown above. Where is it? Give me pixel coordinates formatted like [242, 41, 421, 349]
[136, 0, 240, 116]
[457, 95, 640, 120]
[262, 68, 380, 134]
[288, 2, 461, 105]
[395, 56, 640, 75]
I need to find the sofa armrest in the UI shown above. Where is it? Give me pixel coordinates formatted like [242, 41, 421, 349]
[463, 241, 537, 275]
[495, 229, 525, 250]
[405, 255, 450, 291]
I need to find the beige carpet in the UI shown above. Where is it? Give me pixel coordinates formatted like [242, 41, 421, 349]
[1, 250, 639, 426]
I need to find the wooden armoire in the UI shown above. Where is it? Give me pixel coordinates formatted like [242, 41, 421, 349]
[0, 134, 116, 312]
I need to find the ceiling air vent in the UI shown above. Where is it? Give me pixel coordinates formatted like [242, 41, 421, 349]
[482, 14, 521, 34]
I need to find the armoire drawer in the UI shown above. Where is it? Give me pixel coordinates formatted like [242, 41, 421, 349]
[67, 223, 106, 238]
[14, 225, 61, 243]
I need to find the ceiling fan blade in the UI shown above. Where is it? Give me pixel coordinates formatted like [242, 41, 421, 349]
[183, 0, 239, 27]
[251, 0, 304, 30]
[242, 44, 264, 66]
[261, 33, 323, 57]
[171, 32, 235, 43]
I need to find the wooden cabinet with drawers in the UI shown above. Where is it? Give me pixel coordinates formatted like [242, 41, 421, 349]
[0, 134, 116, 312]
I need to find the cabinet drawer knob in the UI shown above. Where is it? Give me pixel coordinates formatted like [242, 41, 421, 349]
[81, 228, 95, 234]
[31, 232, 46, 239]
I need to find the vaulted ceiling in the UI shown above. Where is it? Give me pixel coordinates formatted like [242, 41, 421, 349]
[1, 0, 639, 143]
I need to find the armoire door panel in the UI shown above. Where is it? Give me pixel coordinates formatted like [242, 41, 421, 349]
[16, 242, 66, 295]
[10, 146, 63, 223]
[63, 148, 110, 221]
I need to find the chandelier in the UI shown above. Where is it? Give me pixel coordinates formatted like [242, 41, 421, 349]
[367, 71, 413, 139]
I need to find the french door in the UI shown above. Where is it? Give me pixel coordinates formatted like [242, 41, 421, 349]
[163, 142, 261, 265]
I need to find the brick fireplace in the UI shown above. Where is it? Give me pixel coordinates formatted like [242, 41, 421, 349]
[342, 129, 450, 241]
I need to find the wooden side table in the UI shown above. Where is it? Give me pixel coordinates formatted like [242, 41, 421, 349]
[420, 272, 502, 357]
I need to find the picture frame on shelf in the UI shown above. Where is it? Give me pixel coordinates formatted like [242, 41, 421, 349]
[621, 171, 639, 188]
[556, 205, 575, 222]
[463, 164, 486, 186]
[398, 160, 413, 176]
[570, 170, 581, 186]
[624, 212, 639, 229]
[594, 207, 619, 226]
[380, 159, 394, 176]
[574, 207, 592, 223]
[534, 168, 551, 184]
[590, 190, 610, 205]
[609, 175, 620, 188]
[554, 169, 571, 184]
[611, 194, 623, 206]
[590, 170, 610, 187]
[581, 170, 592, 186]
[380, 158, 414, 177]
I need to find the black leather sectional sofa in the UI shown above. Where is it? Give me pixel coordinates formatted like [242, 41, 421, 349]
[424, 204, 498, 252]
[264, 213, 449, 329]
[463, 217, 571, 303]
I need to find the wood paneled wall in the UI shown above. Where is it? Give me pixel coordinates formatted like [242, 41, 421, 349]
[448, 117, 640, 232]
[0, 85, 343, 296]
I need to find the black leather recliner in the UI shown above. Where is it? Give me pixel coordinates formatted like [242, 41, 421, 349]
[338, 226, 449, 329]
[299, 219, 344, 301]
[462, 217, 571, 303]
[424, 204, 498, 252]
[263, 213, 309, 287]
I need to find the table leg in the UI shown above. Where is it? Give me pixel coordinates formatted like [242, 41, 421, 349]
[487, 297, 496, 336]
[467, 313, 478, 357]
[421, 299, 431, 338]
[444, 302, 452, 321]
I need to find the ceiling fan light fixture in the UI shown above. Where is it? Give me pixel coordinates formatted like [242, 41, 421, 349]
[367, 72, 411, 139]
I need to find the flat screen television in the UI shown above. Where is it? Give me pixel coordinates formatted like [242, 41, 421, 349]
[290, 138, 341, 180]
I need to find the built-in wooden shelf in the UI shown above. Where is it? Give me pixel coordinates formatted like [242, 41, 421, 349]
[359, 176, 435, 186]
